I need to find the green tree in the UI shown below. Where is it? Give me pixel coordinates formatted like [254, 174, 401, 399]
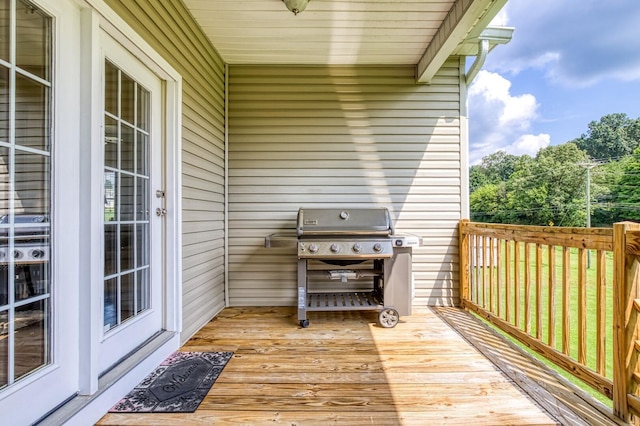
[500, 144, 587, 226]
[610, 147, 640, 221]
[573, 113, 640, 160]
[469, 183, 503, 222]
[469, 150, 520, 192]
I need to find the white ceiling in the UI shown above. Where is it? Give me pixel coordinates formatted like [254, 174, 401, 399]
[183, 0, 508, 70]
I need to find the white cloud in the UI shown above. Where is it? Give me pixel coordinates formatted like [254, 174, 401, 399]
[509, 134, 551, 156]
[468, 71, 543, 163]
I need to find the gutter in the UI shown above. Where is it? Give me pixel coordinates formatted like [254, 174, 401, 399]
[465, 26, 514, 84]
[465, 38, 489, 84]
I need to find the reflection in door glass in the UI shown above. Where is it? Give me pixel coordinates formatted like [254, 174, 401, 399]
[0, 309, 7, 387]
[0, 66, 8, 142]
[15, 73, 50, 151]
[103, 60, 151, 332]
[0, 0, 8, 63]
[16, 0, 50, 80]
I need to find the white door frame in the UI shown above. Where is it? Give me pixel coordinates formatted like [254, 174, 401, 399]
[78, 0, 182, 395]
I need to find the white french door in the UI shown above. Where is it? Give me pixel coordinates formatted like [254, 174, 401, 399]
[98, 32, 164, 373]
[0, 0, 80, 422]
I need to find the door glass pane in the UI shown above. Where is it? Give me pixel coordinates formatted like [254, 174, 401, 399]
[104, 171, 116, 222]
[136, 269, 149, 313]
[0, 0, 8, 62]
[14, 250, 49, 303]
[136, 223, 148, 267]
[136, 131, 148, 176]
[0, 0, 51, 389]
[121, 123, 134, 173]
[120, 73, 134, 125]
[136, 85, 149, 132]
[105, 61, 118, 116]
[0, 66, 8, 142]
[15, 150, 49, 216]
[104, 224, 117, 277]
[120, 173, 134, 221]
[104, 116, 118, 169]
[0, 146, 9, 216]
[14, 299, 48, 381]
[103, 278, 117, 331]
[0, 228, 7, 306]
[103, 60, 151, 332]
[120, 272, 134, 322]
[15, 73, 49, 151]
[0, 309, 7, 387]
[120, 224, 133, 272]
[16, 0, 50, 80]
[136, 177, 148, 221]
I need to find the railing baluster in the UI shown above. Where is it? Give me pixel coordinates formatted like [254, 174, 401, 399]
[536, 243, 543, 340]
[548, 245, 556, 348]
[562, 246, 571, 356]
[514, 241, 521, 328]
[505, 240, 511, 324]
[496, 239, 502, 318]
[475, 235, 481, 306]
[596, 249, 606, 376]
[524, 243, 531, 334]
[578, 248, 587, 365]
[489, 237, 495, 313]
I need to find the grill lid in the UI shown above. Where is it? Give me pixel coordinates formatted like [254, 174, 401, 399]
[297, 208, 393, 237]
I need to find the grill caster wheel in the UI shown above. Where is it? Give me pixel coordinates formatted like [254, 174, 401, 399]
[378, 308, 399, 328]
[299, 320, 310, 328]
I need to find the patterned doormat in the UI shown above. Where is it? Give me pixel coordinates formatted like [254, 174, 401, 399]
[109, 351, 233, 413]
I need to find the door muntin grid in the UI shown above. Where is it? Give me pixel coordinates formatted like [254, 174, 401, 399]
[103, 60, 150, 333]
[0, 0, 52, 389]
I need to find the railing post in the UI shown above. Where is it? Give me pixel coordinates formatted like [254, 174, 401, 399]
[459, 219, 470, 306]
[613, 221, 640, 424]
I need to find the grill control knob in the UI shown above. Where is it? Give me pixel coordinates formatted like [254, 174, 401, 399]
[352, 243, 362, 253]
[31, 249, 45, 259]
[13, 250, 23, 260]
[373, 243, 383, 253]
[309, 244, 319, 254]
[330, 243, 340, 253]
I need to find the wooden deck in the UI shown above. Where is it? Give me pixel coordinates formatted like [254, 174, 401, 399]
[98, 307, 623, 425]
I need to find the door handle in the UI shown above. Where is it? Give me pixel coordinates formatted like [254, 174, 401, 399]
[155, 208, 167, 217]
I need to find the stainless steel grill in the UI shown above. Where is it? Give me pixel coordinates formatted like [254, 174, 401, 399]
[266, 207, 419, 328]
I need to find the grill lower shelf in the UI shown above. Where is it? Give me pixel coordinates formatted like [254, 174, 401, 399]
[305, 291, 382, 311]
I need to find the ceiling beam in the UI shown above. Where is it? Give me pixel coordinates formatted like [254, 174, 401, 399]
[415, 0, 507, 84]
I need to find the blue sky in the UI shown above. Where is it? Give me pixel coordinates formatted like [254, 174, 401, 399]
[468, 0, 640, 164]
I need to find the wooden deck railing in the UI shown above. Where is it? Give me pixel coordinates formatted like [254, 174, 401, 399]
[459, 220, 640, 424]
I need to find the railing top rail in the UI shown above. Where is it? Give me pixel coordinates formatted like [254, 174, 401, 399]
[460, 221, 613, 251]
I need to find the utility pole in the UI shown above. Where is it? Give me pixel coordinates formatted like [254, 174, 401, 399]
[577, 160, 599, 268]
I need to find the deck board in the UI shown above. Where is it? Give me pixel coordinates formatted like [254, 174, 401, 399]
[97, 307, 568, 425]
